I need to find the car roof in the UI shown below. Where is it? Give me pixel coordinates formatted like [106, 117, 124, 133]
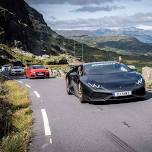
[12, 66, 22, 68]
[83, 61, 118, 66]
[13, 66, 22, 67]
[69, 61, 119, 68]
[3, 64, 10, 67]
[31, 65, 43, 66]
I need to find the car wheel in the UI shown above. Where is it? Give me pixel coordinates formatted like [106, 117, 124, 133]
[78, 82, 86, 103]
[25, 74, 28, 79]
[66, 78, 72, 95]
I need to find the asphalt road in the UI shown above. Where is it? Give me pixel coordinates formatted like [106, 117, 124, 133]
[7, 75, 152, 152]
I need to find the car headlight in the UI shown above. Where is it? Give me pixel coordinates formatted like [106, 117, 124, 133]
[136, 78, 143, 85]
[87, 82, 102, 89]
[31, 71, 36, 74]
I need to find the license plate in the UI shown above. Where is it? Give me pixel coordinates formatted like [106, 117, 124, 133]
[37, 73, 44, 76]
[113, 91, 132, 97]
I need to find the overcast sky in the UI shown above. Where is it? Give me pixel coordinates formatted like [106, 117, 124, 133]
[26, 0, 152, 30]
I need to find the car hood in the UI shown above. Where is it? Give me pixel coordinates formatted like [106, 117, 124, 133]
[12, 69, 24, 71]
[31, 69, 48, 72]
[85, 72, 142, 91]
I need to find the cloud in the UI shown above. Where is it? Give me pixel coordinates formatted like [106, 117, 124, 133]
[26, 0, 141, 5]
[72, 5, 125, 12]
[49, 16, 56, 20]
[48, 13, 152, 30]
[26, 0, 113, 5]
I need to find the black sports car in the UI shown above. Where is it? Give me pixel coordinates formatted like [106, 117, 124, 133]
[66, 61, 145, 103]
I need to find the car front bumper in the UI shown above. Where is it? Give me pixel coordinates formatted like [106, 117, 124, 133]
[30, 73, 50, 78]
[10, 71, 24, 75]
[82, 83, 145, 102]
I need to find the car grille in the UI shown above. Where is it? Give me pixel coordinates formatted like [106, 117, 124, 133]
[102, 83, 135, 91]
[90, 92, 112, 99]
[4, 68, 9, 71]
[110, 95, 134, 100]
[15, 71, 21, 72]
[36, 72, 45, 76]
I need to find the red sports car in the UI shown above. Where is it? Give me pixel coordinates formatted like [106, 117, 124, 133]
[25, 65, 50, 79]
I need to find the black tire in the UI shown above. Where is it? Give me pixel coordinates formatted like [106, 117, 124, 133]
[78, 82, 86, 103]
[66, 78, 72, 95]
[25, 74, 28, 79]
[138, 96, 145, 101]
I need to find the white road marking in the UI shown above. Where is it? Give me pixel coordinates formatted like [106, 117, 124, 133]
[25, 84, 31, 88]
[34, 91, 40, 98]
[18, 80, 23, 84]
[50, 138, 53, 144]
[41, 109, 52, 136]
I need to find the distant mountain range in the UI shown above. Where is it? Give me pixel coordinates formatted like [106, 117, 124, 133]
[57, 27, 152, 44]
[71, 35, 152, 56]
[96, 36, 152, 55]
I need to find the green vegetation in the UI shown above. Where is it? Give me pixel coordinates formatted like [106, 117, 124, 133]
[0, 44, 71, 66]
[0, 80, 32, 152]
[1, 41, 152, 73]
[72, 35, 152, 55]
[48, 64, 70, 73]
[0, 44, 43, 65]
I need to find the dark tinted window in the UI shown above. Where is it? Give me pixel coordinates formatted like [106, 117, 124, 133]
[12, 66, 22, 69]
[3, 65, 10, 67]
[85, 63, 131, 74]
[31, 65, 45, 69]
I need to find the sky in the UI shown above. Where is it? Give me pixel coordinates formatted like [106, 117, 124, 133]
[26, 0, 152, 30]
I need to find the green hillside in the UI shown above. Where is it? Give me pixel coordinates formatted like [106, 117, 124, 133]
[72, 35, 152, 56]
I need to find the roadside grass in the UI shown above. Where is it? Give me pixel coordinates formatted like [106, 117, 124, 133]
[4, 81, 30, 108]
[0, 80, 32, 152]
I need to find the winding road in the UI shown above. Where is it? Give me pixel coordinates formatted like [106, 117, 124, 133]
[6, 75, 152, 152]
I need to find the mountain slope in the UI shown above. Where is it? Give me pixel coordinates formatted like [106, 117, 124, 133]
[57, 27, 152, 44]
[72, 35, 152, 55]
[96, 36, 152, 54]
[0, 0, 72, 55]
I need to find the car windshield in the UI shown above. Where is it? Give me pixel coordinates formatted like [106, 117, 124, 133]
[85, 62, 131, 74]
[3, 65, 10, 67]
[31, 65, 45, 69]
[12, 66, 22, 69]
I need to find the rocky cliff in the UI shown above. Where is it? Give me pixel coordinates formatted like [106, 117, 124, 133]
[0, 0, 69, 55]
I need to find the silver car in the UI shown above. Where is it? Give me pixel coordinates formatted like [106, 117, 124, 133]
[1, 64, 11, 72]
[10, 66, 25, 75]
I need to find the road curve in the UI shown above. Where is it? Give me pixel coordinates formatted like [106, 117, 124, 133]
[16, 77, 152, 152]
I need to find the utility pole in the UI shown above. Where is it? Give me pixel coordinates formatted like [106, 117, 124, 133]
[81, 44, 84, 62]
[74, 40, 76, 57]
